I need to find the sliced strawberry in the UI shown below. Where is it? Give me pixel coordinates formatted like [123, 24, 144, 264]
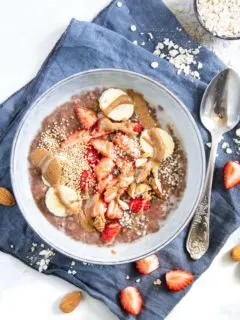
[113, 133, 141, 159]
[133, 122, 144, 134]
[223, 161, 240, 189]
[101, 221, 121, 243]
[119, 286, 143, 316]
[136, 254, 159, 275]
[106, 200, 123, 219]
[91, 118, 113, 138]
[86, 146, 100, 166]
[129, 197, 151, 214]
[95, 157, 115, 181]
[61, 129, 91, 149]
[116, 158, 134, 174]
[90, 138, 116, 158]
[166, 270, 194, 292]
[80, 169, 96, 193]
[74, 105, 98, 129]
[104, 187, 118, 203]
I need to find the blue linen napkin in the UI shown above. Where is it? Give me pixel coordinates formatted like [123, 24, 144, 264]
[0, 0, 239, 319]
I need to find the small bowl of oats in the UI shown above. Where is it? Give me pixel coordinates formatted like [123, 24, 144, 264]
[194, 0, 240, 40]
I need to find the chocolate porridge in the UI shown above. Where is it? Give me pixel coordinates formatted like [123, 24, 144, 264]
[29, 88, 187, 246]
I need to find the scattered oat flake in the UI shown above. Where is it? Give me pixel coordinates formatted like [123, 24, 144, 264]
[132, 40, 138, 45]
[225, 147, 233, 154]
[10, 244, 14, 249]
[130, 25, 137, 32]
[141, 42, 146, 46]
[151, 61, 159, 69]
[153, 279, 162, 286]
[222, 142, 229, 149]
[36, 248, 54, 272]
[236, 128, 240, 137]
[206, 142, 211, 148]
[71, 261, 76, 266]
[116, 1, 122, 7]
[126, 275, 130, 280]
[136, 278, 141, 283]
[111, 249, 117, 255]
[148, 32, 154, 40]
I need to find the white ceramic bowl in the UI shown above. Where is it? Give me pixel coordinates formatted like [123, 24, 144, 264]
[11, 69, 205, 264]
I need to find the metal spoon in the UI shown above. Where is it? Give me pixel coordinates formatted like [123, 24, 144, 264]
[186, 68, 240, 260]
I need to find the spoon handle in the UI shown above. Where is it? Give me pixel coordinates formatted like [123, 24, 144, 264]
[186, 137, 219, 260]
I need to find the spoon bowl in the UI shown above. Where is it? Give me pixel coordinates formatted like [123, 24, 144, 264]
[200, 69, 240, 135]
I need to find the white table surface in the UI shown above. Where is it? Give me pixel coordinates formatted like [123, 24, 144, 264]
[0, 0, 240, 319]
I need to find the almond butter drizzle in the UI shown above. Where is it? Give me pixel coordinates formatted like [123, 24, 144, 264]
[127, 90, 157, 129]
[104, 94, 133, 115]
[148, 128, 165, 162]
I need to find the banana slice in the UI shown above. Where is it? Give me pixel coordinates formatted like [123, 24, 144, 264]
[99, 88, 134, 121]
[42, 175, 51, 187]
[140, 130, 154, 156]
[45, 187, 67, 217]
[140, 128, 174, 161]
[45, 186, 79, 217]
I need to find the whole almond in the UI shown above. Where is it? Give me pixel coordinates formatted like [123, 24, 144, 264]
[0, 187, 15, 206]
[231, 245, 240, 262]
[59, 291, 82, 313]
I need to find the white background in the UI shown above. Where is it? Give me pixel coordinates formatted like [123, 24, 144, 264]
[0, 0, 240, 319]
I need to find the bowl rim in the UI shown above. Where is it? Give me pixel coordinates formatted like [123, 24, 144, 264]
[11, 68, 206, 264]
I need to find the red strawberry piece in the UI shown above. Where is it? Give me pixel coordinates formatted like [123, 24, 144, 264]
[106, 200, 123, 219]
[166, 270, 194, 292]
[86, 146, 100, 166]
[97, 174, 118, 193]
[136, 254, 159, 275]
[104, 187, 118, 203]
[113, 133, 141, 159]
[133, 122, 144, 134]
[95, 157, 115, 181]
[101, 221, 121, 243]
[119, 286, 143, 316]
[129, 197, 151, 214]
[74, 105, 98, 129]
[61, 129, 91, 149]
[223, 161, 240, 189]
[80, 169, 96, 193]
[90, 138, 116, 158]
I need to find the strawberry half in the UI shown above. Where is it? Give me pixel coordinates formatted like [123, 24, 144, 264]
[129, 197, 151, 214]
[80, 169, 96, 193]
[85, 146, 100, 166]
[95, 157, 115, 181]
[74, 105, 98, 129]
[61, 129, 91, 149]
[223, 161, 240, 189]
[90, 138, 116, 158]
[166, 270, 194, 292]
[133, 122, 144, 134]
[106, 200, 123, 219]
[119, 286, 143, 316]
[101, 221, 121, 243]
[136, 254, 159, 275]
